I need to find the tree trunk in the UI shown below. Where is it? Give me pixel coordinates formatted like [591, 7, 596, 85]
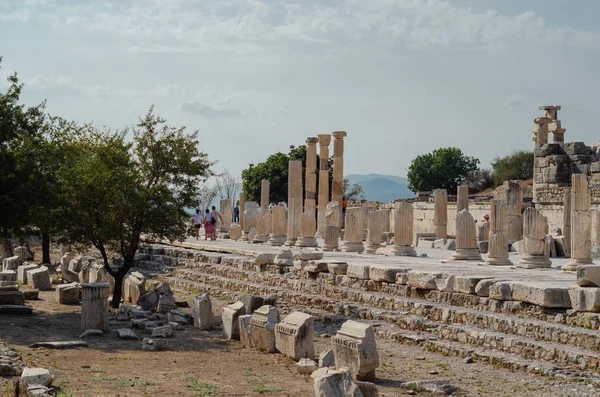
[0, 238, 13, 262]
[41, 232, 51, 264]
[111, 272, 125, 309]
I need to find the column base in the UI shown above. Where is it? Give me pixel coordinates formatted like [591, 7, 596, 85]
[449, 248, 482, 261]
[485, 256, 512, 266]
[295, 236, 318, 248]
[517, 254, 551, 269]
[390, 246, 416, 256]
[241, 232, 249, 242]
[322, 244, 339, 252]
[562, 258, 593, 272]
[267, 235, 287, 247]
[252, 235, 269, 244]
[341, 241, 364, 253]
[365, 243, 381, 255]
[284, 238, 298, 247]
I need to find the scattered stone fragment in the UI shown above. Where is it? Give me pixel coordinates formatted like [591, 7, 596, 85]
[576, 265, 600, 287]
[56, 282, 79, 304]
[332, 321, 379, 381]
[400, 380, 457, 395]
[124, 271, 146, 304]
[0, 305, 32, 315]
[312, 367, 363, 397]
[319, 349, 335, 368]
[169, 321, 183, 331]
[29, 341, 88, 349]
[255, 253, 275, 265]
[2, 256, 22, 271]
[142, 337, 168, 351]
[240, 294, 264, 315]
[296, 358, 318, 374]
[274, 250, 293, 266]
[17, 264, 38, 284]
[0, 270, 16, 282]
[27, 266, 51, 290]
[327, 262, 348, 275]
[113, 328, 139, 340]
[356, 381, 379, 397]
[157, 294, 177, 314]
[193, 292, 215, 330]
[168, 309, 192, 325]
[222, 301, 245, 340]
[152, 325, 173, 338]
[79, 329, 103, 338]
[250, 305, 280, 353]
[295, 251, 324, 261]
[568, 287, 600, 312]
[275, 311, 315, 360]
[21, 368, 54, 386]
[239, 314, 253, 348]
[464, 356, 474, 364]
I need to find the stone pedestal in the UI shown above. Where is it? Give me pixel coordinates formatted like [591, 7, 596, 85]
[285, 161, 303, 246]
[332, 131, 347, 228]
[252, 208, 271, 244]
[518, 208, 551, 268]
[391, 203, 416, 256]
[434, 189, 448, 239]
[260, 180, 270, 210]
[323, 226, 340, 252]
[486, 200, 512, 266]
[193, 292, 215, 330]
[341, 207, 364, 253]
[242, 202, 258, 242]
[274, 311, 315, 361]
[220, 198, 232, 232]
[449, 209, 482, 261]
[456, 184, 469, 214]
[365, 210, 386, 254]
[332, 320, 379, 382]
[317, 135, 331, 237]
[81, 282, 109, 333]
[267, 206, 287, 246]
[250, 305, 280, 353]
[296, 213, 318, 247]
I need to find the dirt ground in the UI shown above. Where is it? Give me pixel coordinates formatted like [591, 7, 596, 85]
[1, 286, 600, 397]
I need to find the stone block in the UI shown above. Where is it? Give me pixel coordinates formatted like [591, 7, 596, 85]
[17, 264, 38, 284]
[433, 239, 446, 249]
[510, 240, 523, 253]
[23, 289, 38, 300]
[477, 240, 488, 254]
[564, 141, 591, 156]
[554, 236, 567, 257]
[193, 292, 215, 330]
[357, 381, 379, 397]
[274, 250, 293, 266]
[443, 239, 456, 250]
[453, 276, 493, 295]
[56, 282, 79, 304]
[222, 301, 245, 340]
[327, 262, 348, 275]
[0, 270, 16, 282]
[417, 239, 434, 248]
[488, 281, 514, 301]
[406, 271, 441, 290]
[275, 311, 314, 360]
[312, 367, 363, 397]
[305, 261, 329, 274]
[20, 368, 54, 386]
[113, 328, 139, 339]
[157, 294, 177, 314]
[435, 274, 454, 292]
[152, 325, 173, 338]
[568, 287, 600, 312]
[142, 337, 168, 351]
[230, 224, 242, 240]
[296, 358, 318, 374]
[346, 264, 369, 280]
[295, 251, 324, 261]
[239, 314, 253, 348]
[510, 282, 571, 308]
[319, 349, 335, 368]
[250, 305, 280, 353]
[475, 279, 503, 297]
[577, 265, 600, 287]
[3, 256, 22, 271]
[369, 266, 406, 283]
[240, 294, 264, 315]
[27, 266, 51, 290]
[332, 320, 379, 382]
[14, 246, 34, 261]
[124, 271, 145, 305]
[255, 253, 275, 265]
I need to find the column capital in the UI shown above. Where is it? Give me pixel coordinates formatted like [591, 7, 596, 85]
[306, 137, 319, 145]
[318, 134, 331, 146]
[332, 131, 347, 139]
[534, 116, 552, 126]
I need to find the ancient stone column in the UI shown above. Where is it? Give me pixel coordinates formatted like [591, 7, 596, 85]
[267, 206, 287, 246]
[317, 134, 331, 237]
[500, 181, 523, 242]
[260, 180, 270, 210]
[241, 201, 258, 242]
[595, 210, 600, 247]
[239, 193, 247, 232]
[331, 131, 347, 228]
[305, 137, 318, 216]
[564, 175, 593, 271]
[341, 207, 364, 253]
[449, 209, 482, 261]
[220, 198, 232, 232]
[252, 208, 271, 244]
[391, 202, 416, 256]
[296, 213, 318, 247]
[322, 226, 339, 251]
[285, 161, 303, 246]
[563, 189, 571, 253]
[485, 200, 511, 266]
[81, 282, 109, 332]
[325, 201, 340, 229]
[365, 210, 386, 254]
[434, 189, 448, 239]
[456, 184, 469, 214]
[518, 207, 551, 268]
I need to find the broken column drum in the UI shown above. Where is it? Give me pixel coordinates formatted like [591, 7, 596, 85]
[322, 225, 340, 252]
[341, 207, 364, 253]
[433, 189, 448, 239]
[365, 210, 387, 254]
[317, 134, 331, 237]
[391, 203, 416, 256]
[449, 209, 482, 261]
[81, 282, 109, 333]
[485, 200, 512, 266]
[518, 207, 551, 269]
[456, 184, 469, 214]
[296, 212, 318, 247]
[267, 205, 287, 246]
[252, 208, 271, 244]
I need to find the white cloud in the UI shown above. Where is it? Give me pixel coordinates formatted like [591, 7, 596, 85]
[180, 100, 243, 118]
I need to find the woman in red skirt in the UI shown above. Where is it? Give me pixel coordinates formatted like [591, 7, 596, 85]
[203, 208, 216, 240]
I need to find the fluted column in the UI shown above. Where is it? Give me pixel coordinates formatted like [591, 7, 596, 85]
[434, 189, 447, 239]
[518, 207, 551, 268]
[317, 134, 331, 237]
[365, 210, 386, 254]
[456, 184, 469, 214]
[305, 137, 318, 216]
[332, 131, 347, 228]
[485, 200, 511, 266]
[391, 202, 416, 256]
[285, 161, 303, 246]
[340, 207, 364, 253]
[502, 181, 523, 242]
[260, 180, 270, 210]
[268, 206, 287, 246]
[564, 174, 593, 271]
[563, 189, 571, 254]
[449, 209, 481, 261]
[322, 226, 339, 252]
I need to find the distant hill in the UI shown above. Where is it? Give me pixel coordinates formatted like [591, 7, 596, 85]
[346, 174, 413, 202]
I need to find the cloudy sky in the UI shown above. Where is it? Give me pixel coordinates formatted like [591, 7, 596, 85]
[1, 0, 598, 178]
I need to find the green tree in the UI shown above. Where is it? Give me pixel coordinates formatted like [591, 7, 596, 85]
[343, 178, 366, 202]
[491, 150, 534, 186]
[241, 145, 333, 204]
[59, 107, 214, 307]
[407, 147, 480, 194]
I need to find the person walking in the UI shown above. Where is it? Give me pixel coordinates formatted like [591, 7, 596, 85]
[210, 205, 224, 239]
[233, 201, 240, 223]
[193, 209, 203, 240]
[203, 209, 216, 241]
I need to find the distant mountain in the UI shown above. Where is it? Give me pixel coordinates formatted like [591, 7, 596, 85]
[346, 174, 413, 202]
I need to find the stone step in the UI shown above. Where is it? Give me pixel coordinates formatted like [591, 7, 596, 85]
[170, 261, 600, 352]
